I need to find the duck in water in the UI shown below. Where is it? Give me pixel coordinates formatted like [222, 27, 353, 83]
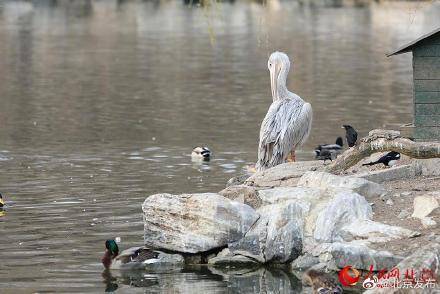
[191, 147, 211, 162]
[101, 239, 160, 270]
[303, 268, 343, 293]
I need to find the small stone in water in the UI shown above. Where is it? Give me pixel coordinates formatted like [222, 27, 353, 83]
[386, 199, 394, 205]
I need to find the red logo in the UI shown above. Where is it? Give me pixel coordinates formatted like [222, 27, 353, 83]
[338, 266, 361, 287]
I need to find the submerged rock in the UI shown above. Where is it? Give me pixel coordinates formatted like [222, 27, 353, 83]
[290, 254, 320, 270]
[142, 193, 259, 253]
[207, 248, 258, 267]
[298, 171, 386, 199]
[315, 242, 403, 271]
[229, 201, 304, 263]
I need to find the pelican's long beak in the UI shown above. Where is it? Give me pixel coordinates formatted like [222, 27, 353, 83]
[270, 63, 280, 100]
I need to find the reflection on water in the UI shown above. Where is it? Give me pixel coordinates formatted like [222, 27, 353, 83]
[0, 0, 439, 292]
[102, 266, 303, 293]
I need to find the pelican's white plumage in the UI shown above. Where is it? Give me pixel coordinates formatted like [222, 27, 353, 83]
[256, 52, 312, 171]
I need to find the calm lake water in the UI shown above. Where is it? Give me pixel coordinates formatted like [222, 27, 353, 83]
[0, 0, 439, 292]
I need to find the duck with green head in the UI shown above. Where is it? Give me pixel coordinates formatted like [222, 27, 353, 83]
[101, 239, 159, 270]
[0, 193, 5, 208]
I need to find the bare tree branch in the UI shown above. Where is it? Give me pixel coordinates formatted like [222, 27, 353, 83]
[325, 129, 440, 173]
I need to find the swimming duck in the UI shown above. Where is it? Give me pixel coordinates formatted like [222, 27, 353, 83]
[303, 268, 343, 294]
[102, 239, 160, 270]
[0, 193, 4, 208]
[314, 137, 343, 157]
[191, 147, 211, 161]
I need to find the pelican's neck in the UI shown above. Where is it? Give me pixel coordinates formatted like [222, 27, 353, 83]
[274, 68, 289, 101]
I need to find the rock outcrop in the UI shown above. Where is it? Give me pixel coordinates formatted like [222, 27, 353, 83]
[245, 161, 323, 188]
[229, 201, 304, 263]
[142, 193, 259, 253]
[298, 171, 386, 199]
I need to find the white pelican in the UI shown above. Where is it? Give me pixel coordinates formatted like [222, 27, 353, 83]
[256, 52, 313, 171]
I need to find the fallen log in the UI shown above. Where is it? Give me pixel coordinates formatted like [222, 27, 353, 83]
[325, 129, 440, 173]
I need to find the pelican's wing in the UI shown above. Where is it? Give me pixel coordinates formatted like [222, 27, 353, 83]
[257, 99, 312, 170]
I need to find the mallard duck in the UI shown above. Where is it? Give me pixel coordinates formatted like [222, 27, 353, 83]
[0, 193, 4, 208]
[101, 239, 159, 270]
[191, 147, 211, 161]
[303, 268, 343, 294]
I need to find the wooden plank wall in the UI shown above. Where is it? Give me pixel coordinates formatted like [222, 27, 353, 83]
[413, 34, 440, 140]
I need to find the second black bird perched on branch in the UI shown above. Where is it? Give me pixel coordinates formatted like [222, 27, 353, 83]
[363, 151, 401, 167]
[342, 125, 358, 147]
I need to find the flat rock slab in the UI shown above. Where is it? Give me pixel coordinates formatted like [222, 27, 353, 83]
[356, 164, 419, 184]
[245, 161, 323, 188]
[208, 248, 259, 267]
[298, 171, 386, 199]
[142, 193, 259, 253]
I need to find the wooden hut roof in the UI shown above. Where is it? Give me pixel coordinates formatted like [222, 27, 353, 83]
[387, 27, 440, 57]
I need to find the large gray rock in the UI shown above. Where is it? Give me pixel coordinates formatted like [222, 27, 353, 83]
[218, 185, 262, 209]
[315, 242, 403, 271]
[229, 201, 304, 263]
[364, 243, 440, 294]
[245, 161, 323, 188]
[298, 171, 386, 199]
[142, 193, 259, 253]
[313, 191, 372, 242]
[257, 187, 323, 207]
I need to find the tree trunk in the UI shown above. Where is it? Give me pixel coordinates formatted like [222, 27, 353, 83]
[325, 129, 440, 174]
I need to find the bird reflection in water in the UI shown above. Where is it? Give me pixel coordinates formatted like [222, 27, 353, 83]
[102, 269, 118, 292]
[102, 269, 160, 291]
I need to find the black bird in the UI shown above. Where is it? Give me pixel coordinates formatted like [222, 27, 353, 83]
[315, 149, 336, 163]
[342, 125, 358, 147]
[314, 137, 343, 157]
[0, 193, 4, 208]
[363, 151, 401, 167]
